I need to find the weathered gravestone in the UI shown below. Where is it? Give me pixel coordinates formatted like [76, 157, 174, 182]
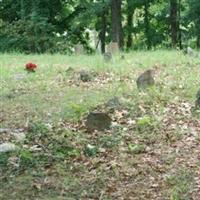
[136, 70, 155, 90]
[80, 70, 92, 82]
[186, 47, 198, 58]
[85, 112, 112, 131]
[103, 52, 112, 62]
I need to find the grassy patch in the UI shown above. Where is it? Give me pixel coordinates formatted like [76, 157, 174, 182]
[0, 51, 199, 199]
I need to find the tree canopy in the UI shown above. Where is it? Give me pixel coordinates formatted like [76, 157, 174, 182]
[0, 0, 199, 53]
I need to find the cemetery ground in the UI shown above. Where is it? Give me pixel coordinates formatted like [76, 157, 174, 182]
[0, 51, 200, 200]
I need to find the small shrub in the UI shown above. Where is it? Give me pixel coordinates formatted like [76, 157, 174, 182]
[28, 121, 49, 135]
[136, 115, 154, 133]
[84, 144, 98, 157]
[19, 150, 35, 168]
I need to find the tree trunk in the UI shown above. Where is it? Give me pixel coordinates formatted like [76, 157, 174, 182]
[126, 5, 134, 49]
[197, 28, 200, 49]
[178, 0, 182, 49]
[144, 2, 151, 50]
[170, 0, 179, 47]
[111, 0, 123, 49]
[100, 11, 107, 54]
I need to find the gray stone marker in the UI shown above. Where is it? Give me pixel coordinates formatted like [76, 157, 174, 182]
[136, 70, 155, 89]
[103, 52, 112, 62]
[186, 47, 198, 58]
[85, 112, 112, 131]
[80, 70, 92, 82]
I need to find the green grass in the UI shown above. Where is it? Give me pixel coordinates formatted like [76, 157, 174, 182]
[0, 50, 200, 199]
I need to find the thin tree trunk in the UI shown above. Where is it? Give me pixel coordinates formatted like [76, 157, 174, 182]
[100, 11, 107, 54]
[197, 27, 200, 49]
[178, 0, 182, 49]
[111, 0, 123, 49]
[144, 2, 151, 50]
[126, 6, 134, 49]
[170, 0, 179, 47]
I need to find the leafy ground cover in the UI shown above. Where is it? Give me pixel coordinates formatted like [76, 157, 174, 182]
[0, 51, 200, 200]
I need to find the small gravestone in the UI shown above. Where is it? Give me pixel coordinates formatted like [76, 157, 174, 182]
[85, 112, 112, 131]
[80, 70, 92, 82]
[136, 70, 155, 90]
[103, 52, 112, 62]
[65, 67, 74, 79]
[0, 143, 17, 153]
[186, 47, 198, 58]
[0, 128, 10, 133]
[195, 89, 200, 109]
[13, 73, 26, 81]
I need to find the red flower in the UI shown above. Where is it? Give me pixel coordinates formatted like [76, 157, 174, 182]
[25, 63, 37, 72]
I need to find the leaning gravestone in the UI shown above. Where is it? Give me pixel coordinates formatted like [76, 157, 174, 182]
[85, 112, 112, 131]
[13, 73, 26, 81]
[136, 70, 155, 90]
[195, 89, 200, 109]
[187, 47, 198, 58]
[80, 70, 92, 82]
[103, 52, 112, 62]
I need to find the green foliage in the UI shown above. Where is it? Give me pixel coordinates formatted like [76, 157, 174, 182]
[0, 153, 10, 169]
[0, 0, 200, 52]
[19, 150, 35, 168]
[84, 144, 98, 157]
[28, 121, 49, 135]
[136, 115, 154, 133]
[0, 19, 71, 53]
[67, 103, 88, 120]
